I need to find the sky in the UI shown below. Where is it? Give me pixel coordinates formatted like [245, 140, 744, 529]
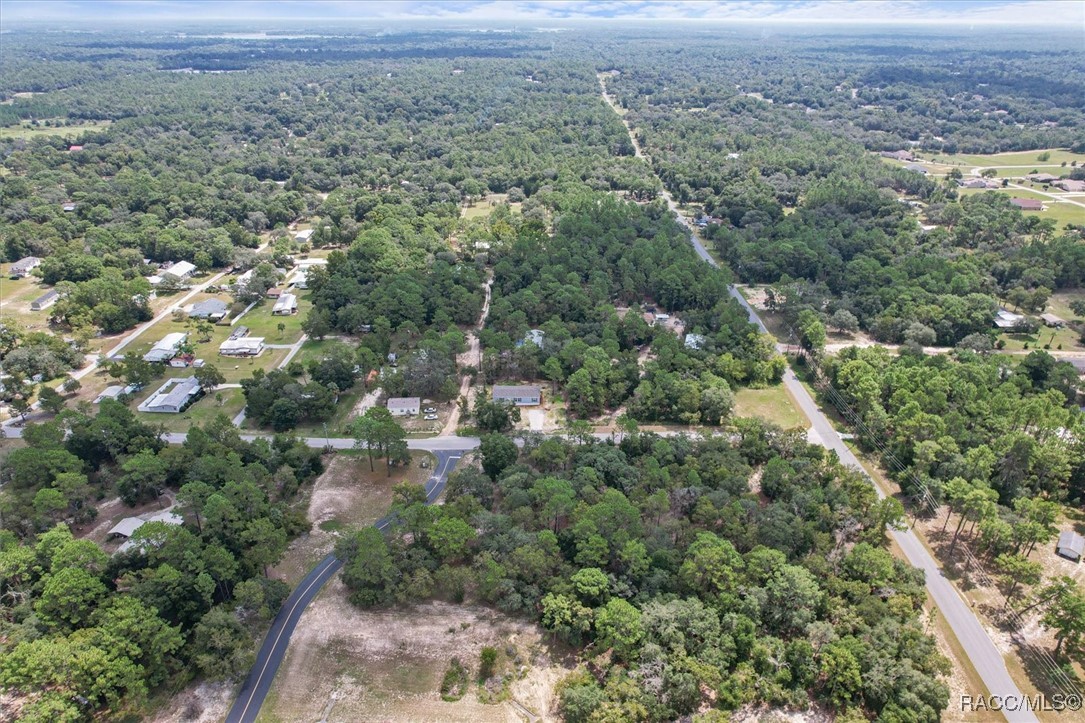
[1, 0, 1083, 27]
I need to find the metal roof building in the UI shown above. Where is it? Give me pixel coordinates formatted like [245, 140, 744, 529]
[1057, 531, 1085, 562]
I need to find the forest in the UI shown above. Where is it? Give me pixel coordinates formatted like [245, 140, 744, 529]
[336, 425, 946, 721]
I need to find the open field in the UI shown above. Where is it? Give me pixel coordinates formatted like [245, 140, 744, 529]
[461, 193, 521, 219]
[733, 386, 807, 429]
[134, 386, 247, 433]
[233, 296, 309, 344]
[0, 119, 112, 139]
[258, 593, 567, 723]
[955, 188, 1083, 227]
[919, 149, 1085, 168]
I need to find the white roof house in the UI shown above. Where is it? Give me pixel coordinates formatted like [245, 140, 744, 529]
[94, 385, 136, 404]
[295, 229, 314, 242]
[272, 293, 298, 315]
[143, 332, 187, 363]
[31, 289, 59, 311]
[112, 510, 185, 553]
[219, 337, 265, 357]
[162, 260, 196, 281]
[9, 256, 42, 278]
[685, 333, 708, 350]
[288, 269, 309, 289]
[137, 376, 201, 413]
[994, 308, 1024, 329]
[387, 397, 421, 416]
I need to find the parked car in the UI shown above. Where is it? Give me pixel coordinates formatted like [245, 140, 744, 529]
[424, 413, 439, 421]
[423, 406, 437, 413]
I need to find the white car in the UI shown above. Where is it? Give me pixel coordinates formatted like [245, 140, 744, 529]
[423, 413, 439, 421]
[423, 406, 437, 413]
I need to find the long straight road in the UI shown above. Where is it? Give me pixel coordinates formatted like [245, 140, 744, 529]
[597, 75, 1035, 722]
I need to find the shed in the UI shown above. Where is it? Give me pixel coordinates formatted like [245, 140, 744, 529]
[295, 229, 314, 243]
[1041, 313, 1066, 328]
[266, 287, 283, 298]
[387, 396, 421, 416]
[493, 384, 542, 406]
[30, 289, 59, 311]
[1056, 531, 1085, 562]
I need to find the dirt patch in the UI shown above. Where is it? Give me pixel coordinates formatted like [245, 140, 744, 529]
[273, 451, 434, 587]
[148, 681, 233, 723]
[261, 585, 569, 722]
[75, 493, 176, 547]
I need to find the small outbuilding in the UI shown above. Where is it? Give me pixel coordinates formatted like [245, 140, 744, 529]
[1041, 313, 1066, 328]
[295, 229, 314, 243]
[30, 289, 59, 311]
[387, 396, 421, 416]
[493, 384, 542, 406]
[1056, 531, 1085, 562]
[161, 260, 197, 282]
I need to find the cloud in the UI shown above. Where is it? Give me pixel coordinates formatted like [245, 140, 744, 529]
[2, 0, 1081, 26]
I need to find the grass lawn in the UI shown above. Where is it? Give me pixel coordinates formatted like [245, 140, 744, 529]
[291, 338, 355, 367]
[0, 271, 54, 331]
[0, 119, 112, 139]
[460, 193, 521, 219]
[919, 148, 1085, 167]
[997, 326, 1081, 352]
[956, 188, 1084, 228]
[1045, 290, 1085, 323]
[733, 386, 807, 429]
[233, 294, 310, 344]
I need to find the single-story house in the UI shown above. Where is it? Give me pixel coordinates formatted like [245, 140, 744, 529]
[1056, 531, 1085, 562]
[685, 333, 708, 350]
[272, 293, 298, 315]
[1025, 173, 1059, 184]
[519, 329, 545, 348]
[904, 163, 928, 174]
[161, 260, 197, 282]
[111, 510, 185, 553]
[234, 268, 254, 288]
[287, 269, 309, 289]
[387, 396, 421, 416]
[959, 178, 994, 189]
[1010, 198, 1044, 211]
[219, 337, 265, 357]
[1041, 313, 1066, 328]
[654, 312, 671, 323]
[493, 384, 542, 406]
[188, 298, 229, 321]
[266, 287, 283, 298]
[880, 150, 915, 162]
[137, 376, 201, 414]
[295, 229, 314, 243]
[95, 385, 127, 404]
[169, 354, 194, 369]
[1055, 179, 1085, 192]
[30, 289, 59, 311]
[62, 202, 77, 212]
[143, 332, 187, 363]
[993, 309, 1024, 329]
[9, 256, 42, 278]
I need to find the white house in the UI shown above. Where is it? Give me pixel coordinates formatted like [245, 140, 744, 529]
[9, 256, 42, 278]
[288, 269, 309, 289]
[387, 397, 421, 416]
[143, 332, 187, 363]
[161, 260, 196, 283]
[272, 293, 298, 315]
[993, 308, 1024, 329]
[295, 229, 314, 243]
[493, 385, 542, 406]
[137, 376, 201, 413]
[110, 510, 185, 553]
[219, 337, 265, 357]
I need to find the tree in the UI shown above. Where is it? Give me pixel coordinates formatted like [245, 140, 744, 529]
[473, 397, 521, 433]
[194, 364, 226, 393]
[117, 450, 169, 506]
[191, 607, 255, 680]
[35, 567, 107, 629]
[993, 553, 1042, 602]
[594, 598, 644, 661]
[37, 385, 66, 414]
[241, 518, 288, 577]
[337, 527, 398, 607]
[796, 309, 826, 357]
[829, 309, 859, 334]
[1040, 577, 1085, 660]
[428, 515, 476, 562]
[540, 592, 593, 645]
[480, 433, 518, 480]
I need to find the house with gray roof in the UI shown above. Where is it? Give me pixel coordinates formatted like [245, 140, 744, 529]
[30, 289, 59, 311]
[387, 397, 420, 416]
[188, 298, 229, 321]
[143, 332, 187, 363]
[493, 384, 542, 406]
[1057, 531, 1085, 562]
[137, 376, 201, 413]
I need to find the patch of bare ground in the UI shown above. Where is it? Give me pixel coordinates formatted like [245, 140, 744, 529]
[273, 450, 435, 587]
[147, 681, 233, 723]
[259, 584, 570, 723]
[731, 703, 832, 722]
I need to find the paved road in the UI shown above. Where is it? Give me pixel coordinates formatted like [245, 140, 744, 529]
[224, 450, 463, 723]
[598, 81, 1034, 721]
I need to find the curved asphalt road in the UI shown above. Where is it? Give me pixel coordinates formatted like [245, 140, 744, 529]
[224, 449, 464, 723]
